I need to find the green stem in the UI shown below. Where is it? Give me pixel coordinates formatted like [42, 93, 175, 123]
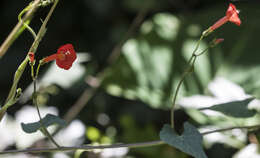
[170, 35, 205, 129]
[170, 34, 223, 129]
[194, 47, 210, 57]
[32, 65, 60, 148]
[0, 56, 29, 122]
[170, 56, 196, 128]
[36, 62, 42, 78]
[5, 57, 29, 103]
[191, 35, 204, 56]
[41, 128, 61, 147]
[31, 64, 35, 79]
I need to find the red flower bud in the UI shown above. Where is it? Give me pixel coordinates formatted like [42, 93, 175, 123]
[28, 52, 35, 63]
[214, 38, 224, 44]
[43, 44, 77, 70]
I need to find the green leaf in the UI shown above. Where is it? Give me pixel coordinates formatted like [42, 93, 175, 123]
[203, 98, 256, 118]
[21, 114, 66, 133]
[159, 123, 207, 158]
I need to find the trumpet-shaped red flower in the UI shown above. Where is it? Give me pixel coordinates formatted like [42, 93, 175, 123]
[43, 44, 77, 70]
[210, 3, 241, 31]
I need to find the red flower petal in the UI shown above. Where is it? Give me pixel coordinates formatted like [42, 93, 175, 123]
[229, 12, 241, 26]
[226, 3, 237, 17]
[226, 3, 241, 26]
[55, 44, 77, 70]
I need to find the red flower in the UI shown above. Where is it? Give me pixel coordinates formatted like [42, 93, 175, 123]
[43, 44, 77, 70]
[210, 3, 241, 31]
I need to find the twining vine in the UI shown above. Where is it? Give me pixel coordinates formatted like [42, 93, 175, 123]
[0, 1, 258, 158]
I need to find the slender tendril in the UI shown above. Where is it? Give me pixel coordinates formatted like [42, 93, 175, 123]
[18, 3, 37, 39]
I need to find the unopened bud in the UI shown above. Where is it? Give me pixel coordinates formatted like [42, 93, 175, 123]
[214, 38, 224, 44]
[210, 38, 224, 47]
[28, 52, 35, 65]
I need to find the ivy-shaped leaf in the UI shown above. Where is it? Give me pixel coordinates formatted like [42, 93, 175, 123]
[160, 122, 207, 158]
[203, 98, 256, 118]
[21, 114, 66, 133]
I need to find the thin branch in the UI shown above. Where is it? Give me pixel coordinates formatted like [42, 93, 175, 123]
[0, 0, 41, 58]
[201, 124, 260, 135]
[1, 124, 260, 155]
[0, 141, 164, 155]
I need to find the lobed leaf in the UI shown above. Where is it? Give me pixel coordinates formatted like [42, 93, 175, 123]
[21, 113, 66, 133]
[160, 122, 207, 158]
